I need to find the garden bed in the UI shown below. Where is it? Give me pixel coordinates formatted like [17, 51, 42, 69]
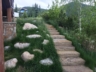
[4, 18, 62, 72]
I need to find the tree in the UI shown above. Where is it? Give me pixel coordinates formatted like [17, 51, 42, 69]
[21, 12, 28, 18]
[49, 0, 61, 19]
[14, 4, 18, 12]
[34, 3, 39, 17]
[61, 0, 94, 32]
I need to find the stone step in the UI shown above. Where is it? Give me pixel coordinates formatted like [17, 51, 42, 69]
[47, 28, 56, 30]
[48, 30, 58, 32]
[46, 26, 55, 28]
[45, 24, 53, 28]
[57, 51, 80, 58]
[49, 31, 58, 33]
[55, 46, 75, 51]
[49, 32, 59, 35]
[54, 39, 72, 46]
[60, 57, 85, 66]
[63, 66, 93, 72]
[51, 35, 65, 39]
[48, 29, 58, 32]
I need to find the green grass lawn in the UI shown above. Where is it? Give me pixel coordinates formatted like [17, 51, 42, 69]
[4, 18, 62, 72]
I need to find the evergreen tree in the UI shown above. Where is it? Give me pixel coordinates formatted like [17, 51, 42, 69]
[34, 3, 39, 17]
[14, 4, 18, 12]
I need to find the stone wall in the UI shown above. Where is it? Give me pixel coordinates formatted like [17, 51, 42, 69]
[3, 22, 16, 41]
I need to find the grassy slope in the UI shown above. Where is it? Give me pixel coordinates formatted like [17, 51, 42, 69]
[4, 18, 62, 72]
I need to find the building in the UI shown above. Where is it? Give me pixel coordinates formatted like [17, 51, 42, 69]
[19, 8, 28, 17]
[2, 0, 16, 41]
[0, 0, 16, 71]
[2, 0, 14, 22]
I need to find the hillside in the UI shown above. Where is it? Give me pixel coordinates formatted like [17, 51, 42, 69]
[20, 6, 47, 17]
[65, 2, 92, 17]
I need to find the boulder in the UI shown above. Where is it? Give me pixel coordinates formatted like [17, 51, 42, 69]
[21, 51, 34, 62]
[26, 34, 41, 38]
[5, 58, 18, 70]
[42, 39, 49, 45]
[14, 42, 30, 49]
[4, 46, 10, 50]
[40, 58, 53, 65]
[23, 23, 38, 30]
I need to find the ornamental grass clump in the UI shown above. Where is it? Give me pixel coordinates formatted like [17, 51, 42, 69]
[33, 49, 43, 53]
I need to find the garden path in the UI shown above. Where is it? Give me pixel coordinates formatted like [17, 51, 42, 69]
[46, 24, 93, 72]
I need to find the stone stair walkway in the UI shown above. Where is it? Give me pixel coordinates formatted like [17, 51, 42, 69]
[46, 24, 93, 72]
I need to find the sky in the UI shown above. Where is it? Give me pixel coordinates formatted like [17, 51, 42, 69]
[14, 0, 94, 9]
[14, 0, 54, 9]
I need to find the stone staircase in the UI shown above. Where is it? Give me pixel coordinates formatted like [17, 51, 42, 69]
[46, 24, 93, 72]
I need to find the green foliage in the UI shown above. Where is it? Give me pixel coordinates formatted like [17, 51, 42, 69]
[42, 0, 78, 30]
[43, 0, 96, 71]
[43, 0, 96, 41]
[81, 6, 96, 37]
[21, 12, 28, 18]
[42, 0, 60, 20]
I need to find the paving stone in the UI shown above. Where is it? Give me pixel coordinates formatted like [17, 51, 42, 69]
[60, 57, 85, 66]
[63, 66, 93, 72]
[57, 51, 80, 58]
[55, 46, 75, 51]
